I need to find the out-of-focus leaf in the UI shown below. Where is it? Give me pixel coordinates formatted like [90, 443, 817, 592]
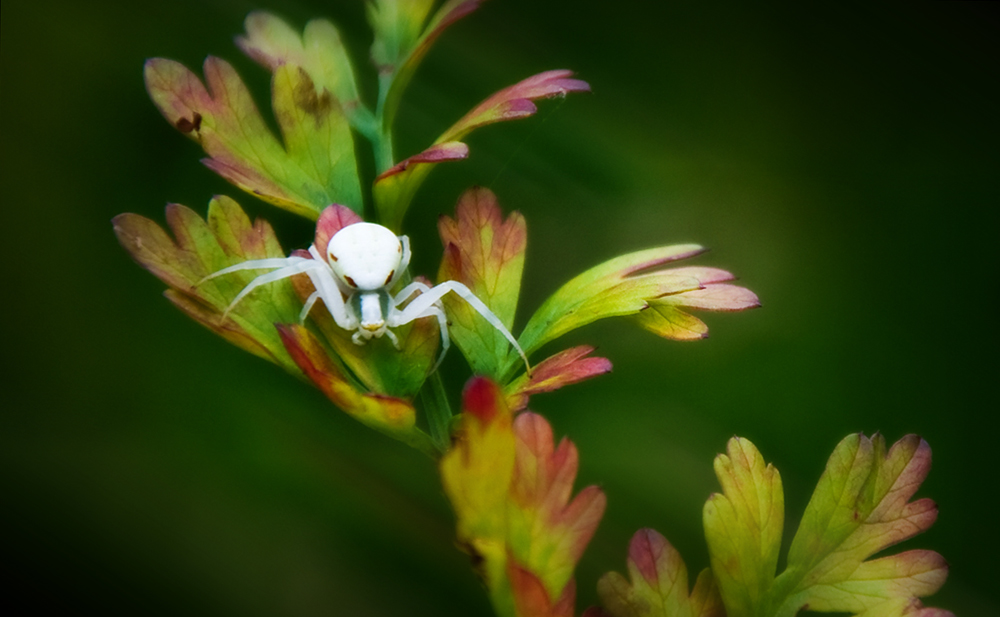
[436, 187, 526, 377]
[145, 56, 361, 219]
[702, 434, 952, 617]
[441, 377, 518, 615]
[441, 378, 604, 617]
[368, 0, 437, 73]
[236, 11, 373, 132]
[370, 0, 483, 130]
[508, 412, 606, 605]
[277, 323, 433, 454]
[852, 598, 955, 617]
[508, 561, 576, 617]
[594, 528, 723, 617]
[771, 434, 951, 617]
[505, 346, 612, 414]
[373, 70, 589, 227]
[113, 195, 302, 373]
[704, 437, 784, 617]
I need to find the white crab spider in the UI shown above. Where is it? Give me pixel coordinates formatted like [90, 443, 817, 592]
[202, 221, 529, 373]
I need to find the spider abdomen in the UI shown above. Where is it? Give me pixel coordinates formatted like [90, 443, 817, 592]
[327, 223, 402, 290]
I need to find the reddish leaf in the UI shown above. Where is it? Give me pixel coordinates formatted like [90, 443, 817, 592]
[508, 412, 607, 605]
[509, 561, 576, 617]
[376, 141, 469, 181]
[440, 70, 591, 143]
[634, 266, 760, 341]
[505, 346, 612, 413]
[372, 142, 470, 230]
[313, 204, 364, 263]
[373, 70, 589, 229]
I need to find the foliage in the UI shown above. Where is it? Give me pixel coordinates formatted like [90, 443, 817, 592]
[587, 435, 951, 617]
[115, 2, 950, 616]
[441, 377, 605, 617]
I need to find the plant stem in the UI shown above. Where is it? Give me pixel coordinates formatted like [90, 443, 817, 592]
[421, 372, 453, 454]
[395, 428, 439, 459]
[374, 124, 395, 174]
[373, 73, 396, 174]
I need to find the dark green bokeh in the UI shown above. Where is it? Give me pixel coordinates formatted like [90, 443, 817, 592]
[2, 1, 997, 615]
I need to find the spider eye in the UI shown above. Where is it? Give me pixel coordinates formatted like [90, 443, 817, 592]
[329, 252, 339, 262]
[344, 275, 357, 288]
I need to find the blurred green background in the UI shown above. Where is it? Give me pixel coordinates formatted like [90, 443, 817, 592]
[3, 1, 997, 615]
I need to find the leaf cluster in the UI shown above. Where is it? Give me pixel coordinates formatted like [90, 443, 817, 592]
[587, 434, 951, 617]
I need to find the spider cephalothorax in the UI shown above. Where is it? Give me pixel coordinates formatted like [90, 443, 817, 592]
[203, 217, 529, 372]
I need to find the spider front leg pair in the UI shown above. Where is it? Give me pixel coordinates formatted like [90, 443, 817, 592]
[387, 279, 530, 372]
[200, 222, 530, 374]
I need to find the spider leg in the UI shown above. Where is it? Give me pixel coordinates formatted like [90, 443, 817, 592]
[221, 260, 321, 319]
[299, 291, 320, 323]
[301, 263, 358, 331]
[199, 257, 308, 285]
[393, 280, 432, 307]
[423, 305, 450, 372]
[390, 281, 530, 374]
[383, 328, 400, 349]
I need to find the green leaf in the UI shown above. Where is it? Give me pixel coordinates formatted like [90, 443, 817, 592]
[277, 324, 434, 455]
[294, 268, 441, 399]
[704, 437, 784, 617]
[514, 248, 759, 373]
[594, 528, 724, 617]
[373, 70, 590, 228]
[145, 56, 361, 218]
[515, 246, 704, 359]
[702, 434, 952, 617]
[437, 187, 527, 377]
[772, 434, 950, 617]
[113, 195, 303, 373]
[236, 11, 374, 134]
